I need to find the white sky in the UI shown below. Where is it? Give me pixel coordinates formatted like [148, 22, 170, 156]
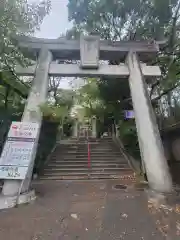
[35, 0, 72, 39]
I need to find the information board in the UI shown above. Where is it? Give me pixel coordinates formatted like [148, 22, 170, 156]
[8, 122, 39, 139]
[0, 122, 39, 180]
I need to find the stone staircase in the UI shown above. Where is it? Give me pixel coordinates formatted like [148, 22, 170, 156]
[40, 138, 134, 180]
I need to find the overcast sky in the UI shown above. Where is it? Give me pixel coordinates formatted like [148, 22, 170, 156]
[35, 0, 72, 39]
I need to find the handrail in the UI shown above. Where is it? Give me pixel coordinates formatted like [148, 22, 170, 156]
[112, 132, 141, 173]
[112, 135, 133, 168]
[86, 128, 91, 178]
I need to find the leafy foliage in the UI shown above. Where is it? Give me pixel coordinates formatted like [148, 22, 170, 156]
[68, 0, 178, 40]
[48, 77, 74, 108]
[0, 0, 51, 72]
[40, 103, 69, 122]
[76, 78, 103, 116]
[67, 0, 180, 163]
[68, 0, 180, 121]
[0, 0, 51, 122]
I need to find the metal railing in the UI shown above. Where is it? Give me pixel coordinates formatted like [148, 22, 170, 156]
[111, 124, 142, 173]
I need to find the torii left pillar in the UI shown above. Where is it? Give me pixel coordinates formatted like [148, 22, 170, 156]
[2, 48, 52, 200]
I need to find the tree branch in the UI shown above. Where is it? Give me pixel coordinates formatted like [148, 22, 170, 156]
[152, 83, 180, 102]
[150, 81, 160, 98]
[122, 82, 180, 107]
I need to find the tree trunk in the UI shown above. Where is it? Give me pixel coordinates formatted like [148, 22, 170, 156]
[167, 92, 174, 118]
[4, 86, 10, 110]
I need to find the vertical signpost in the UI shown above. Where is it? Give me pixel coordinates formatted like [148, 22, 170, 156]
[0, 122, 39, 180]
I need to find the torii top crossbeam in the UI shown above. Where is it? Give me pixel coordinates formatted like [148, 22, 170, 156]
[17, 35, 161, 61]
[16, 35, 162, 79]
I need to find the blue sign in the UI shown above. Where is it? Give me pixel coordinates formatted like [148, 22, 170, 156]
[125, 110, 135, 119]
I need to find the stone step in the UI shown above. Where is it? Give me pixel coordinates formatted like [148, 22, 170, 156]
[75, 150, 116, 153]
[40, 175, 132, 180]
[51, 154, 123, 159]
[55, 154, 123, 160]
[76, 147, 114, 150]
[40, 139, 134, 181]
[57, 152, 121, 155]
[40, 174, 134, 181]
[47, 163, 128, 168]
[50, 159, 125, 163]
[52, 158, 124, 162]
[43, 167, 131, 172]
[51, 158, 123, 162]
[74, 145, 114, 148]
[50, 158, 124, 162]
[57, 152, 119, 156]
[42, 170, 133, 177]
[49, 161, 127, 165]
[76, 151, 120, 154]
[54, 147, 116, 151]
[75, 146, 113, 148]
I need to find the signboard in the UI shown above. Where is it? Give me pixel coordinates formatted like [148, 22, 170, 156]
[80, 36, 99, 69]
[125, 110, 135, 119]
[0, 122, 39, 180]
[8, 122, 39, 139]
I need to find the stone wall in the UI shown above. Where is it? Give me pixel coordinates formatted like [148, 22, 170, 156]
[161, 124, 180, 184]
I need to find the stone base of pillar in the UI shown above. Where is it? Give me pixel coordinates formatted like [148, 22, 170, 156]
[146, 188, 175, 206]
[0, 189, 36, 210]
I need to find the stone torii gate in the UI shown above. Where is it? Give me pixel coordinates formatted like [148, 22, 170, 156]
[0, 35, 173, 208]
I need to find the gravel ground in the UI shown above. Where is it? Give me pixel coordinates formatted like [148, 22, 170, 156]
[0, 180, 179, 240]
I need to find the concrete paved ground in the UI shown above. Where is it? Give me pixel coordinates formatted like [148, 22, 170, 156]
[0, 180, 179, 240]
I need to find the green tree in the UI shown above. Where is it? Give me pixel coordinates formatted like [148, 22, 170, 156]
[67, 0, 180, 167]
[68, 0, 179, 40]
[0, 0, 51, 72]
[76, 78, 103, 117]
[0, 0, 51, 107]
[48, 77, 74, 108]
[68, 0, 180, 122]
[0, 0, 51, 111]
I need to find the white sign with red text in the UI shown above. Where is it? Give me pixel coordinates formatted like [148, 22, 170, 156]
[8, 122, 39, 139]
[0, 122, 39, 179]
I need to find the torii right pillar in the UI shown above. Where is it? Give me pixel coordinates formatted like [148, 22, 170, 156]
[127, 51, 173, 193]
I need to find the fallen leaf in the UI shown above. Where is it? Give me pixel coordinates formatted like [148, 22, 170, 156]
[71, 214, 78, 220]
[175, 205, 180, 214]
